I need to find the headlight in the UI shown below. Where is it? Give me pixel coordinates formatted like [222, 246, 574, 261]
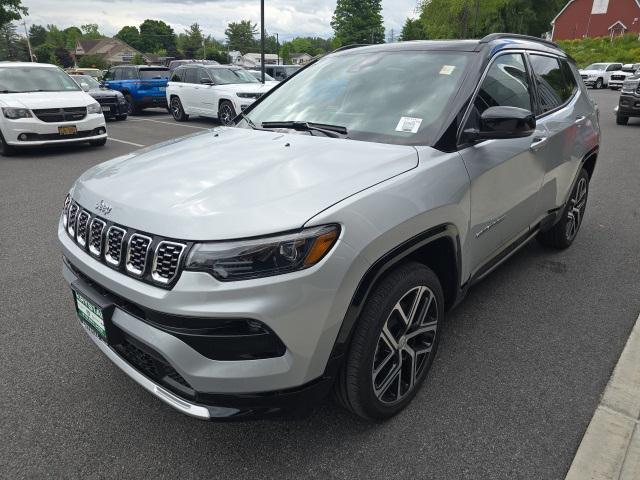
[118, 95, 127, 104]
[185, 224, 340, 281]
[237, 92, 261, 99]
[2, 107, 32, 119]
[87, 102, 102, 114]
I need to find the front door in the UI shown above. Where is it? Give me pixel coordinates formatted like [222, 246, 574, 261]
[459, 52, 547, 275]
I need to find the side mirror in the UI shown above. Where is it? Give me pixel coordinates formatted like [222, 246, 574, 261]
[466, 106, 536, 141]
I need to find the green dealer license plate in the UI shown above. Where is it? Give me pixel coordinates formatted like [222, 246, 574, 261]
[75, 292, 106, 340]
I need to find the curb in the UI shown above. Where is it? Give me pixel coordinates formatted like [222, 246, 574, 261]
[566, 313, 640, 480]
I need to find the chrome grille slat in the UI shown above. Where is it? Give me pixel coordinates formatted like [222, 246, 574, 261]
[126, 234, 152, 277]
[105, 226, 127, 267]
[67, 203, 79, 236]
[88, 218, 106, 257]
[152, 241, 186, 284]
[76, 211, 90, 247]
[62, 195, 71, 228]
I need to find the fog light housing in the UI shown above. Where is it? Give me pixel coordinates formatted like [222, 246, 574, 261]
[18, 133, 28, 141]
[97, 128, 106, 135]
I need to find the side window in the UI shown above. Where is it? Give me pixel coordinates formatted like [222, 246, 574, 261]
[474, 53, 533, 115]
[170, 69, 183, 82]
[606, 64, 621, 72]
[184, 68, 198, 84]
[560, 60, 578, 97]
[529, 55, 572, 114]
[103, 68, 114, 81]
[121, 68, 137, 80]
[198, 68, 211, 83]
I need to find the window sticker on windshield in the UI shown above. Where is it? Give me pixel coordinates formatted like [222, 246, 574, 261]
[395, 117, 423, 134]
[440, 65, 456, 75]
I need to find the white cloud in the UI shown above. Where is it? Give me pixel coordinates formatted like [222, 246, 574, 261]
[22, 0, 417, 41]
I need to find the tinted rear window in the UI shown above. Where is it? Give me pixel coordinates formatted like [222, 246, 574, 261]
[139, 69, 170, 80]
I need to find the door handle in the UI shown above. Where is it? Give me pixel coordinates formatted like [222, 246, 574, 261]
[530, 136, 548, 151]
[575, 115, 587, 125]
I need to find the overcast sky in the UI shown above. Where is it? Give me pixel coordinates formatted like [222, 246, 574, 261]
[22, 0, 419, 41]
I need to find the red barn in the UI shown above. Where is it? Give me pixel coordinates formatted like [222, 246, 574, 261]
[551, 0, 640, 40]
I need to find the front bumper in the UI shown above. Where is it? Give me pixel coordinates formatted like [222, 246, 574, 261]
[617, 94, 640, 117]
[59, 219, 359, 419]
[2, 113, 107, 146]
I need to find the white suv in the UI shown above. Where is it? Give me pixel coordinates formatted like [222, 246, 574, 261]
[579, 62, 623, 89]
[166, 65, 274, 125]
[0, 62, 107, 156]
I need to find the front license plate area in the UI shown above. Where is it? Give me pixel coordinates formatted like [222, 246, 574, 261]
[75, 292, 107, 340]
[59, 125, 77, 135]
[101, 106, 111, 112]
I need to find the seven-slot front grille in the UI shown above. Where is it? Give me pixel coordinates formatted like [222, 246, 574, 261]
[64, 199, 188, 288]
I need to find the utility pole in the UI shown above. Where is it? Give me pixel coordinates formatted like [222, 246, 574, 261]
[202, 37, 206, 60]
[474, 0, 480, 38]
[260, 0, 265, 83]
[276, 33, 279, 65]
[22, 19, 33, 62]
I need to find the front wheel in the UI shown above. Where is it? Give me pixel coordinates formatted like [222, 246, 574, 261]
[125, 94, 141, 115]
[89, 137, 107, 147]
[616, 114, 629, 125]
[537, 169, 589, 249]
[0, 131, 17, 156]
[595, 78, 604, 89]
[218, 100, 236, 126]
[334, 262, 443, 420]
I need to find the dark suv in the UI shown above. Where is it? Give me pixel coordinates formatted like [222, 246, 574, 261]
[616, 71, 640, 125]
[103, 65, 170, 114]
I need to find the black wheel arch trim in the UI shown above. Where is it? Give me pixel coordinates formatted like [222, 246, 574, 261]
[329, 223, 462, 360]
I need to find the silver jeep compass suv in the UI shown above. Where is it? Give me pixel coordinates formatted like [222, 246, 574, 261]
[59, 34, 600, 421]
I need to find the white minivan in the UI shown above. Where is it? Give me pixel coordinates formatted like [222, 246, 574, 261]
[0, 62, 107, 156]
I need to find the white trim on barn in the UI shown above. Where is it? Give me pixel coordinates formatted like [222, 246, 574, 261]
[608, 20, 628, 30]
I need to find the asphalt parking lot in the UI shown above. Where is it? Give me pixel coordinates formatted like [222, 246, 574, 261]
[1, 90, 639, 480]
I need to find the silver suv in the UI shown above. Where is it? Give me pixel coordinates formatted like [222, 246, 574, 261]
[59, 34, 600, 421]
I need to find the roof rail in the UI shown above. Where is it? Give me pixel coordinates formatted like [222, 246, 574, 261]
[479, 33, 558, 49]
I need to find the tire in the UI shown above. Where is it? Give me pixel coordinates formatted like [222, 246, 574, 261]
[616, 114, 629, 126]
[89, 137, 107, 147]
[116, 114, 128, 121]
[334, 262, 444, 420]
[218, 100, 236, 126]
[537, 168, 589, 249]
[170, 96, 189, 122]
[0, 131, 17, 156]
[595, 78, 604, 89]
[125, 94, 141, 115]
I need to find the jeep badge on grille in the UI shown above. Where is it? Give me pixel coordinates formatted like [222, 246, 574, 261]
[95, 200, 112, 215]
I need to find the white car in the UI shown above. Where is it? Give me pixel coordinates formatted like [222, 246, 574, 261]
[608, 63, 640, 90]
[246, 69, 280, 88]
[166, 65, 274, 125]
[579, 62, 623, 89]
[0, 62, 107, 156]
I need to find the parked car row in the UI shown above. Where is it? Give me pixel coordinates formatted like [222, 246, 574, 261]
[579, 62, 640, 89]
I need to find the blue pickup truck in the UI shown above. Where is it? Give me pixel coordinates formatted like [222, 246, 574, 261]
[103, 65, 170, 115]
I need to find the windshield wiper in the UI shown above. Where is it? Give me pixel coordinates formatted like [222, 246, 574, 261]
[261, 121, 348, 138]
[236, 111, 273, 131]
[0, 90, 19, 93]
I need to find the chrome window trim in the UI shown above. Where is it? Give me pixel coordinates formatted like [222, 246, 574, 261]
[126, 234, 153, 277]
[105, 226, 127, 267]
[88, 218, 106, 258]
[151, 241, 187, 285]
[76, 210, 91, 248]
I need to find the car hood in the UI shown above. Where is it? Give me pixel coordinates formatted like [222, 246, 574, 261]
[72, 127, 419, 240]
[86, 88, 122, 98]
[0, 91, 95, 109]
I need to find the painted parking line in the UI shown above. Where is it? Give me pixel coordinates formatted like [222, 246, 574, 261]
[127, 117, 210, 130]
[108, 137, 146, 148]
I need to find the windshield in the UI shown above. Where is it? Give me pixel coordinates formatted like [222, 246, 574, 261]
[243, 51, 470, 146]
[139, 69, 170, 79]
[0, 66, 81, 93]
[248, 70, 276, 81]
[207, 67, 259, 85]
[71, 75, 100, 90]
[585, 64, 607, 71]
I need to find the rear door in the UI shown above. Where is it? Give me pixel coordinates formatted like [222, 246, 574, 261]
[459, 52, 547, 275]
[181, 67, 200, 113]
[529, 54, 596, 215]
[137, 67, 170, 98]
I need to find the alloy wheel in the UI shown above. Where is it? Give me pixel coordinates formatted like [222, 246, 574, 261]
[219, 104, 234, 126]
[565, 177, 587, 241]
[171, 98, 182, 119]
[372, 286, 438, 405]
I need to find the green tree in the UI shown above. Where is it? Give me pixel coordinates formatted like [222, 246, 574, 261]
[399, 18, 427, 41]
[178, 22, 204, 58]
[28, 24, 46, 47]
[116, 25, 142, 50]
[78, 53, 107, 70]
[33, 42, 55, 63]
[280, 42, 292, 63]
[80, 23, 102, 39]
[0, 22, 28, 60]
[225, 20, 258, 54]
[131, 53, 146, 65]
[0, 0, 27, 27]
[139, 19, 176, 55]
[45, 24, 66, 47]
[53, 46, 73, 67]
[63, 26, 82, 50]
[331, 0, 385, 45]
